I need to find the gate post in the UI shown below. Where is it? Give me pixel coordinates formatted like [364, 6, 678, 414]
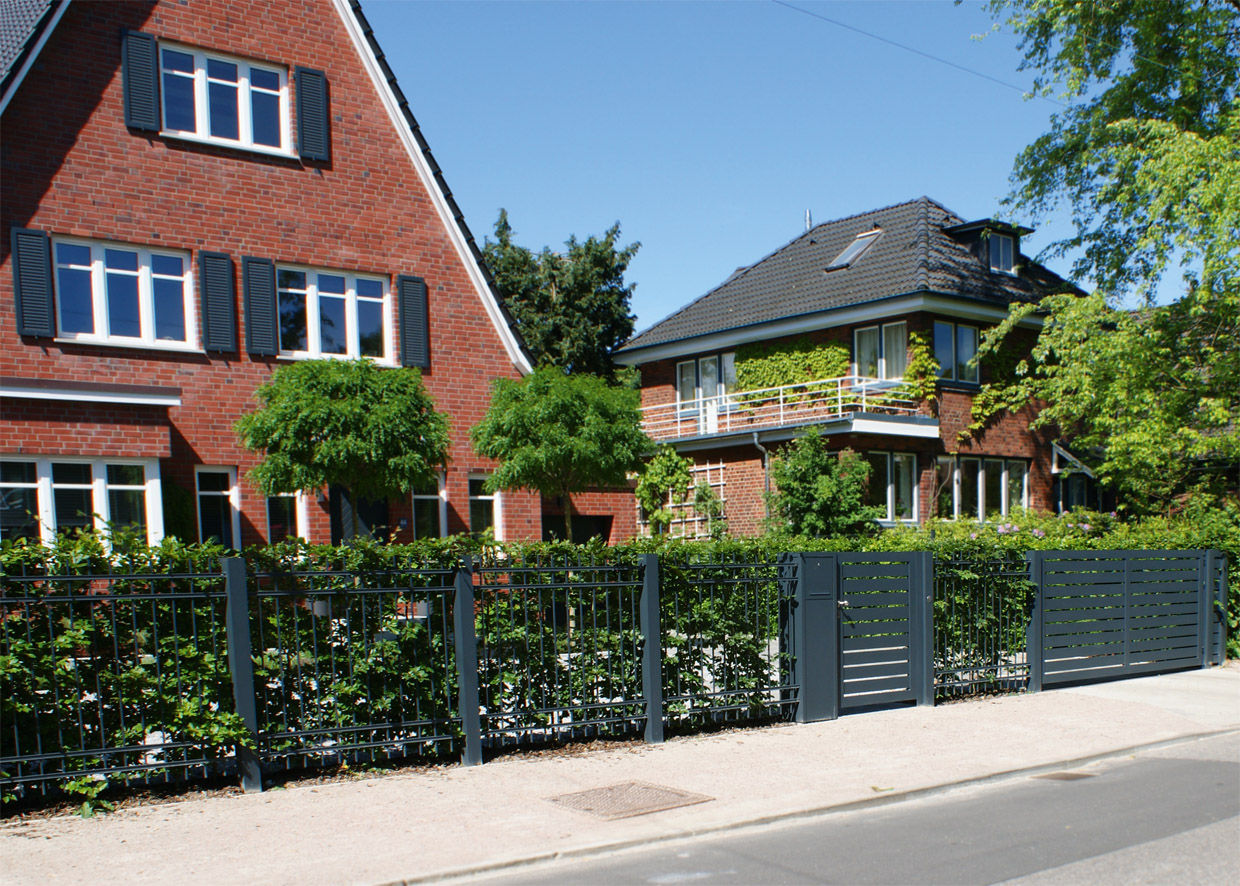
[793, 553, 840, 722]
[1199, 551, 1212, 669]
[640, 553, 665, 744]
[1025, 551, 1044, 693]
[454, 556, 483, 766]
[221, 556, 262, 793]
[908, 552, 934, 706]
[1212, 552, 1228, 667]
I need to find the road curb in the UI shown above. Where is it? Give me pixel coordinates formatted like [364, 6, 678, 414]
[383, 726, 1240, 885]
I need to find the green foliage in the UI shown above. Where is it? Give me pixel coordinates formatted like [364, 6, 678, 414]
[482, 210, 640, 377]
[986, 0, 1240, 298]
[693, 481, 728, 540]
[159, 478, 197, 543]
[767, 432, 884, 537]
[733, 338, 850, 393]
[895, 331, 940, 404]
[470, 367, 651, 539]
[635, 446, 694, 535]
[235, 359, 450, 503]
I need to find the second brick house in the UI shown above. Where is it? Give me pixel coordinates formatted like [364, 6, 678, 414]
[0, 0, 564, 547]
[615, 197, 1084, 537]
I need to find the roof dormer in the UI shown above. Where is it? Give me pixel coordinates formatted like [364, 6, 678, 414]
[943, 219, 1033, 276]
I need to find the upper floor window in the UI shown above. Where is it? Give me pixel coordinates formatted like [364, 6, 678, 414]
[933, 321, 979, 383]
[675, 353, 737, 410]
[53, 239, 195, 350]
[160, 45, 289, 154]
[277, 267, 391, 361]
[989, 234, 1015, 274]
[854, 321, 906, 380]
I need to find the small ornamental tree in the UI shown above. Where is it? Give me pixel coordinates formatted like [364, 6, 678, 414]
[470, 367, 651, 540]
[767, 430, 883, 537]
[634, 446, 694, 536]
[235, 360, 450, 538]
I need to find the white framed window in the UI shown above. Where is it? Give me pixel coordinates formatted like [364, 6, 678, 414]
[52, 238, 195, 350]
[468, 476, 502, 540]
[160, 44, 290, 155]
[195, 467, 240, 549]
[412, 474, 447, 540]
[864, 451, 918, 523]
[933, 320, 980, 383]
[675, 352, 737, 411]
[277, 266, 392, 361]
[935, 457, 1028, 520]
[0, 457, 163, 545]
[989, 234, 1015, 273]
[853, 322, 907, 380]
[266, 492, 306, 541]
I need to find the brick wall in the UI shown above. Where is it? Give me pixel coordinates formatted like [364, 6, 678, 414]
[0, 0, 538, 545]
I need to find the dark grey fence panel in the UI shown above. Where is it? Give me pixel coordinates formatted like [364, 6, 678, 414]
[0, 568, 235, 802]
[838, 554, 925, 710]
[247, 564, 461, 772]
[1036, 550, 1206, 687]
[473, 552, 645, 749]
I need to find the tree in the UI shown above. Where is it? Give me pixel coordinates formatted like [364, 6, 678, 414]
[767, 432, 883, 537]
[235, 360, 449, 538]
[634, 446, 694, 536]
[973, 0, 1240, 512]
[482, 210, 640, 377]
[470, 367, 651, 540]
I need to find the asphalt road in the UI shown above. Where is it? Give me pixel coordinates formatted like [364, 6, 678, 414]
[466, 731, 1240, 886]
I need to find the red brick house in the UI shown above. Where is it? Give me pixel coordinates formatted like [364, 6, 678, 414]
[0, 0, 557, 547]
[615, 197, 1085, 537]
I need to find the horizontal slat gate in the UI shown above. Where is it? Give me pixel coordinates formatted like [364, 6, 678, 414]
[839, 554, 917, 709]
[1036, 551, 1205, 687]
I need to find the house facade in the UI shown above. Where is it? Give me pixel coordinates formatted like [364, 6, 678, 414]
[616, 197, 1084, 537]
[1, 0, 552, 547]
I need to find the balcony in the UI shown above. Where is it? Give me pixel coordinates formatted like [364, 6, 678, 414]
[641, 375, 935, 445]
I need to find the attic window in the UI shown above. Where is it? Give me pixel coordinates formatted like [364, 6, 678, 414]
[826, 229, 881, 271]
[989, 234, 1015, 273]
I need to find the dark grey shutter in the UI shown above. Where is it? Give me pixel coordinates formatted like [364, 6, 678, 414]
[11, 228, 54, 338]
[199, 251, 237, 352]
[242, 257, 278, 356]
[295, 67, 330, 162]
[122, 30, 161, 132]
[397, 275, 429, 368]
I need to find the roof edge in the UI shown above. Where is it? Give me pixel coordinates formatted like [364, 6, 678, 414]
[0, 0, 70, 116]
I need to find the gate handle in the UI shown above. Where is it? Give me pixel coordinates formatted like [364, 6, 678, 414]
[837, 599, 849, 608]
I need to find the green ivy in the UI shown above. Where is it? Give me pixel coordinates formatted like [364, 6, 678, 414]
[734, 338, 850, 393]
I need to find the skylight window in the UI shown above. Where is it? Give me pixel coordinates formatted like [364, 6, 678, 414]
[826, 228, 881, 270]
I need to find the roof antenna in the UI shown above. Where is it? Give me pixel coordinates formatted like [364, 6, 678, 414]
[805, 209, 812, 232]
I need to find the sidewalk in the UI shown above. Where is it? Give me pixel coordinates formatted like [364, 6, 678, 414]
[2, 664, 1237, 886]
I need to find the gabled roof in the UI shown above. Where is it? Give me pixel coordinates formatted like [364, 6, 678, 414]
[620, 196, 1077, 354]
[0, 0, 533, 372]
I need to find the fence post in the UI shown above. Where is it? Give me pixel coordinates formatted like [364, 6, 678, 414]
[793, 553, 840, 722]
[1214, 552, 1228, 667]
[1025, 551, 1044, 693]
[454, 557, 483, 766]
[640, 553, 664, 744]
[909, 552, 934, 706]
[221, 556, 262, 793]
[1199, 551, 1212, 669]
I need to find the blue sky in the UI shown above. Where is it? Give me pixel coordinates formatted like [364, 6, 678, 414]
[362, 0, 1093, 332]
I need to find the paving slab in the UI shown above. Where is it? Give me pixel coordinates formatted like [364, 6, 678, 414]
[1, 663, 1236, 886]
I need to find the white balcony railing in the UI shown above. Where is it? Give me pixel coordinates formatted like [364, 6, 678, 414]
[641, 375, 922, 443]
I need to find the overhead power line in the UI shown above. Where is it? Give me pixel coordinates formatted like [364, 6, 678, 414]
[770, 0, 1066, 108]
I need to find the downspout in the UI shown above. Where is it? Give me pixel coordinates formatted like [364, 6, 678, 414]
[753, 432, 770, 519]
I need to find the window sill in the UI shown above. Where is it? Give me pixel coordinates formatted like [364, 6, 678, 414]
[275, 353, 398, 368]
[160, 130, 296, 160]
[936, 379, 981, 393]
[54, 337, 204, 355]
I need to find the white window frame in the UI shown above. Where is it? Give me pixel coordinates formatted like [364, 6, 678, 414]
[675, 353, 737, 412]
[0, 456, 163, 545]
[265, 491, 308, 541]
[276, 265, 394, 362]
[933, 320, 980, 383]
[194, 466, 240, 549]
[935, 457, 1028, 521]
[52, 237, 197, 351]
[411, 473, 448, 540]
[468, 475, 502, 541]
[989, 234, 1015, 274]
[866, 451, 919, 524]
[159, 43, 292, 157]
[853, 321, 907, 381]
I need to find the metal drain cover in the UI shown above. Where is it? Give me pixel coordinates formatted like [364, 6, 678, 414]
[1034, 771, 1096, 781]
[549, 781, 714, 820]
